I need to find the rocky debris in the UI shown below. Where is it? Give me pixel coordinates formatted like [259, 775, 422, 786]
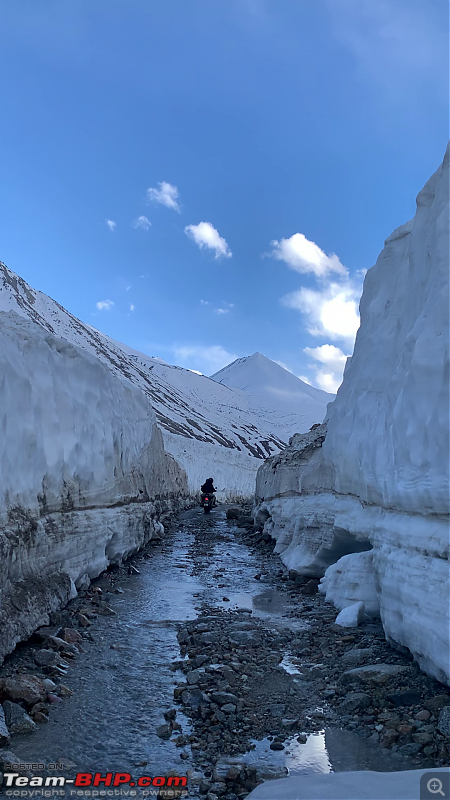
[3, 701, 36, 734]
[335, 601, 365, 628]
[0, 674, 47, 706]
[340, 664, 409, 685]
[0, 706, 10, 746]
[437, 706, 450, 737]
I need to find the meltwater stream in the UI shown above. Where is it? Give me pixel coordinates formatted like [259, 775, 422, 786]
[9, 508, 414, 796]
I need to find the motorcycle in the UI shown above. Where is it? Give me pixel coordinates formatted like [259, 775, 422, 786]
[201, 493, 216, 513]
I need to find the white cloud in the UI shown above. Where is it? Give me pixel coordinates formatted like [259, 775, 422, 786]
[270, 233, 347, 278]
[185, 222, 232, 259]
[215, 308, 230, 315]
[147, 181, 180, 212]
[200, 299, 210, 305]
[96, 300, 114, 311]
[283, 279, 361, 347]
[106, 219, 116, 232]
[130, 304, 135, 312]
[173, 344, 238, 375]
[133, 215, 151, 230]
[304, 344, 350, 392]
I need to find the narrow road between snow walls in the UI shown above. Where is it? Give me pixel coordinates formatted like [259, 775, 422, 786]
[1, 505, 449, 799]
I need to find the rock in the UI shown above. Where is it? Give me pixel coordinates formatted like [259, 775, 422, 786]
[387, 690, 422, 707]
[62, 627, 83, 644]
[156, 723, 172, 739]
[77, 613, 91, 627]
[47, 693, 63, 704]
[335, 602, 365, 628]
[254, 574, 261, 580]
[338, 692, 371, 713]
[437, 706, 450, 737]
[46, 635, 79, 654]
[0, 675, 47, 706]
[297, 733, 307, 744]
[0, 750, 20, 770]
[300, 580, 319, 595]
[0, 707, 10, 746]
[164, 709, 177, 722]
[269, 741, 285, 751]
[95, 604, 116, 616]
[221, 704, 237, 714]
[42, 679, 57, 692]
[34, 649, 62, 667]
[211, 692, 239, 706]
[425, 694, 450, 712]
[398, 743, 421, 756]
[3, 701, 36, 734]
[415, 709, 431, 721]
[226, 508, 242, 520]
[380, 729, 398, 747]
[186, 670, 201, 685]
[128, 565, 140, 575]
[412, 731, 434, 745]
[181, 689, 208, 709]
[58, 685, 73, 698]
[341, 648, 374, 666]
[340, 664, 408, 685]
[33, 712, 49, 724]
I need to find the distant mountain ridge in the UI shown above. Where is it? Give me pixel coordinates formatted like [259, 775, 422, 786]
[0, 262, 329, 496]
[211, 352, 333, 438]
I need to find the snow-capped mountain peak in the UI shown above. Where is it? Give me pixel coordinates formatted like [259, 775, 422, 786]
[211, 351, 333, 434]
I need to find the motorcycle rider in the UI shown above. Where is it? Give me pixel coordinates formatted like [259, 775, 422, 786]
[201, 477, 217, 506]
[201, 477, 216, 494]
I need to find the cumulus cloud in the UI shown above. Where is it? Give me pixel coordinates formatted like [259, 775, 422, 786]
[147, 181, 180, 212]
[185, 222, 232, 259]
[130, 304, 135, 312]
[96, 300, 114, 311]
[270, 233, 347, 278]
[304, 344, 350, 392]
[173, 344, 238, 375]
[133, 215, 151, 230]
[105, 219, 116, 231]
[282, 279, 361, 347]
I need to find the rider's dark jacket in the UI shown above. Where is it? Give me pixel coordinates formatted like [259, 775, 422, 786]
[201, 479, 216, 493]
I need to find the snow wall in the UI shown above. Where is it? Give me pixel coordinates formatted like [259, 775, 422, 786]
[0, 311, 188, 663]
[254, 146, 449, 683]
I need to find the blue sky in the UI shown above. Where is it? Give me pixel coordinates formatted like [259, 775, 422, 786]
[1, 0, 448, 390]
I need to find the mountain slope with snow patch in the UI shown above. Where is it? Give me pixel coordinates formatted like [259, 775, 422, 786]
[0, 264, 323, 497]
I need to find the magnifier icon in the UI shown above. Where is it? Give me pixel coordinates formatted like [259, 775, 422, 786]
[427, 778, 445, 796]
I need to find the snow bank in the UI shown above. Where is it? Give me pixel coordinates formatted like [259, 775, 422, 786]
[0, 311, 187, 662]
[246, 768, 450, 799]
[254, 147, 449, 683]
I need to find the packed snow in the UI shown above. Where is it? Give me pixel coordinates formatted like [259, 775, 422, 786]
[254, 146, 449, 683]
[0, 311, 186, 662]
